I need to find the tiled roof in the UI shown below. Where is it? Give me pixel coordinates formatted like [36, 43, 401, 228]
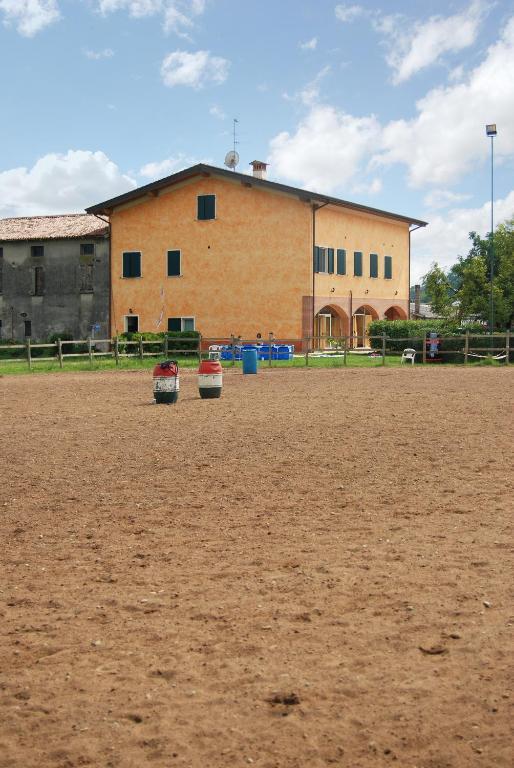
[86, 163, 428, 228]
[0, 214, 109, 242]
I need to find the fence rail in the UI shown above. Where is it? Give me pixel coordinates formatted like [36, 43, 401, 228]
[0, 331, 511, 371]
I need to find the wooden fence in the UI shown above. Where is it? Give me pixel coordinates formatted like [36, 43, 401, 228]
[0, 331, 511, 370]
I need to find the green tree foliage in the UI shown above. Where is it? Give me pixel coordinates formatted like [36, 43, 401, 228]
[423, 218, 514, 328]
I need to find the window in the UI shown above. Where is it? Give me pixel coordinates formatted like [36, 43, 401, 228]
[80, 264, 94, 292]
[125, 315, 139, 333]
[31, 245, 44, 258]
[24, 320, 32, 337]
[336, 248, 346, 275]
[168, 317, 195, 332]
[314, 246, 327, 273]
[80, 243, 95, 256]
[122, 251, 141, 278]
[370, 253, 378, 278]
[197, 194, 216, 220]
[384, 255, 393, 279]
[327, 248, 334, 275]
[0, 247, 3, 293]
[354, 251, 363, 276]
[167, 250, 181, 277]
[34, 266, 44, 295]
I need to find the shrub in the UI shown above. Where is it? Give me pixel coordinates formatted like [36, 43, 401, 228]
[118, 330, 200, 356]
[368, 319, 487, 358]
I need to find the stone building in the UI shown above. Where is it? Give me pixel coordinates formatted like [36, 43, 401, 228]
[0, 214, 109, 341]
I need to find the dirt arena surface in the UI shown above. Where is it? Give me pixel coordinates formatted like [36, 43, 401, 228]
[1, 367, 513, 768]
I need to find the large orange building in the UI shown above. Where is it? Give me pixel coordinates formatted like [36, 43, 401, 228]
[86, 162, 427, 346]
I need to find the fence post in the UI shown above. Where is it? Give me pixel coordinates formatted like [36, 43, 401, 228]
[26, 337, 32, 371]
[231, 334, 235, 367]
[464, 329, 469, 365]
[88, 336, 93, 367]
[343, 335, 348, 366]
[381, 332, 386, 366]
[506, 330, 510, 366]
[57, 338, 63, 369]
[164, 335, 168, 359]
[268, 332, 273, 368]
[198, 333, 202, 366]
[114, 336, 119, 366]
[138, 336, 144, 361]
[422, 335, 427, 365]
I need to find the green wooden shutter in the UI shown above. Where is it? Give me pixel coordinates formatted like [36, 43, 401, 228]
[354, 251, 362, 276]
[318, 247, 326, 273]
[204, 195, 215, 219]
[197, 196, 205, 219]
[123, 251, 141, 277]
[370, 253, 378, 278]
[168, 317, 181, 332]
[327, 248, 334, 274]
[384, 255, 392, 279]
[336, 249, 346, 275]
[313, 246, 319, 272]
[167, 250, 181, 276]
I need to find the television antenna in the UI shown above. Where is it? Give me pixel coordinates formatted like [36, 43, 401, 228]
[224, 118, 239, 171]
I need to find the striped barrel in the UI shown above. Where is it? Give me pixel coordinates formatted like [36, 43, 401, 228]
[198, 359, 223, 399]
[153, 360, 179, 404]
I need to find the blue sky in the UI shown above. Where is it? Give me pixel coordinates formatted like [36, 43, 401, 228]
[1, 0, 513, 280]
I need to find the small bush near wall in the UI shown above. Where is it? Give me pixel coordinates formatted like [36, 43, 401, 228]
[368, 319, 487, 355]
[119, 330, 200, 355]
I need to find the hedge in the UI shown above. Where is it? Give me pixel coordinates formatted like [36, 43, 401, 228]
[368, 319, 488, 358]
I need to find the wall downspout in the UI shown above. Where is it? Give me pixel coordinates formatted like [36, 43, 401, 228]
[312, 201, 329, 350]
[408, 223, 424, 320]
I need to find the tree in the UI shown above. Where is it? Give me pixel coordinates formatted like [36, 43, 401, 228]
[423, 218, 514, 329]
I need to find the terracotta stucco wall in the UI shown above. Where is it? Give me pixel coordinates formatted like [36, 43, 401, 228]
[308, 205, 410, 335]
[110, 176, 312, 339]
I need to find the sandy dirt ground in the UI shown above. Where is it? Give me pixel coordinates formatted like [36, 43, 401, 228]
[0, 367, 513, 768]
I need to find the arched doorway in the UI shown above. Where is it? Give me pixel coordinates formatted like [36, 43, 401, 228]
[385, 306, 408, 321]
[353, 305, 379, 347]
[314, 305, 349, 348]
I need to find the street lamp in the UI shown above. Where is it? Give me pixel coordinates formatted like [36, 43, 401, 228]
[485, 123, 497, 339]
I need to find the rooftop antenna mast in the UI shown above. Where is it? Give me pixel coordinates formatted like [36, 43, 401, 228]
[224, 118, 240, 171]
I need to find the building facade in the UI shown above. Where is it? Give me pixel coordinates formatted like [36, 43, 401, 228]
[0, 214, 109, 342]
[86, 163, 427, 345]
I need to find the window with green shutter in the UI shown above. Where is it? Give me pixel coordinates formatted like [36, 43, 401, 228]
[313, 245, 319, 272]
[327, 248, 334, 274]
[122, 251, 141, 278]
[167, 250, 181, 276]
[197, 194, 216, 220]
[354, 251, 363, 276]
[384, 255, 393, 279]
[370, 253, 378, 278]
[336, 249, 346, 275]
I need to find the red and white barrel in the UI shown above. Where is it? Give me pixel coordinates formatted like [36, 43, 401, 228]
[153, 360, 179, 404]
[198, 359, 223, 399]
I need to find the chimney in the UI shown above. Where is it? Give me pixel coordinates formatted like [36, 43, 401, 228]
[414, 284, 421, 317]
[250, 160, 268, 180]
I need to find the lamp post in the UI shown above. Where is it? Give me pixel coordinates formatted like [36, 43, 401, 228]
[485, 123, 497, 339]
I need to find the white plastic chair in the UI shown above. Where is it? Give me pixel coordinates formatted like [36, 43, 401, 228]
[401, 348, 416, 365]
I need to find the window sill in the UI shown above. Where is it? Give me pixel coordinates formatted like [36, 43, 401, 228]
[121, 275, 142, 279]
[167, 274, 183, 278]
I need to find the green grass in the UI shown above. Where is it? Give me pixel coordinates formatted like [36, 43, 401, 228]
[0, 352, 507, 376]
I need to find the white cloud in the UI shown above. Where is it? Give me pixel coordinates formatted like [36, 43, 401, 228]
[376, 1, 490, 84]
[283, 66, 331, 107]
[334, 4, 365, 23]
[0, 0, 60, 37]
[300, 36, 317, 51]
[84, 48, 115, 60]
[0, 150, 136, 217]
[423, 189, 472, 210]
[139, 153, 198, 179]
[209, 104, 226, 120]
[377, 17, 514, 186]
[97, 0, 206, 36]
[269, 105, 381, 193]
[412, 190, 514, 281]
[161, 49, 229, 88]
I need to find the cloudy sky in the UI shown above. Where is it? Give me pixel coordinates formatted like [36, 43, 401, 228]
[1, 0, 513, 280]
